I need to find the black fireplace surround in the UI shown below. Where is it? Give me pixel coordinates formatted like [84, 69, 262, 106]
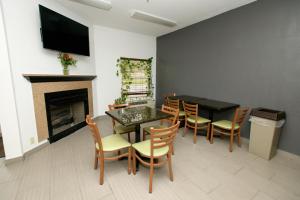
[45, 88, 89, 143]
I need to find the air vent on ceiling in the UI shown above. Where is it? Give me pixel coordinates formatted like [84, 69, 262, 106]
[131, 10, 177, 27]
[69, 0, 112, 11]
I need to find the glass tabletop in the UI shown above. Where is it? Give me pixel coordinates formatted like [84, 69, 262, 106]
[105, 106, 173, 127]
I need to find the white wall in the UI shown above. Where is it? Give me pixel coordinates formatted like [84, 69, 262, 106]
[1, 0, 156, 158]
[93, 26, 156, 115]
[0, 2, 23, 159]
[1, 0, 96, 155]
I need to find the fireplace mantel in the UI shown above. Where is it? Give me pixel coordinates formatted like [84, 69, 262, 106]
[23, 74, 97, 83]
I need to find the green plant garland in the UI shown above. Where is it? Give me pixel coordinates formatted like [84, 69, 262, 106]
[115, 57, 153, 104]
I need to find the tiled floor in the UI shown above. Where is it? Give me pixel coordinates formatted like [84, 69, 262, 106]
[0, 116, 300, 200]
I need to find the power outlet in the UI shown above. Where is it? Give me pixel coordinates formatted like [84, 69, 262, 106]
[30, 137, 35, 144]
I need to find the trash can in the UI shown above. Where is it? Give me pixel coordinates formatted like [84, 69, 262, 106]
[249, 108, 285, 160]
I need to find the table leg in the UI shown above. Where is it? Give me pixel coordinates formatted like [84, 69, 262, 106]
[208, 111, 214, 121]
[208, 111, 214, 139]
[135, 125, 141, 171]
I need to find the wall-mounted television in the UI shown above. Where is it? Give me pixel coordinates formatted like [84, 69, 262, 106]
[39, 5, 90, 56]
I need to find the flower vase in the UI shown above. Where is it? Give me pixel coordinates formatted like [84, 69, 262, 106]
[63, 66, 69, 75]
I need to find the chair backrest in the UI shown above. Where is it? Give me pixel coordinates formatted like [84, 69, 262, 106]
[160, 105, 179, 125]
[182, 101, 198, 118]
[86, 115, 103, 153]
[167, 98, 180, 109]
[163, 92, 176, 106]
[108, 103, 130, 127]
[149, 121, 180, 157]
[232, 107, 250, 128]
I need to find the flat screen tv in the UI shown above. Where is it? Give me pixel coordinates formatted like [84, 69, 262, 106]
[39, 5, 90, 56]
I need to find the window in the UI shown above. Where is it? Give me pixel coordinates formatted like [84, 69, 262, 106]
[116, 57, 153, 103]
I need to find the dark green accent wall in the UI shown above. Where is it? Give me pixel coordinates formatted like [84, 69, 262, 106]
[156, 0, 300, 155]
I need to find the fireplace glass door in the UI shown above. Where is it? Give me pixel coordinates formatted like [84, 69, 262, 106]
[45, 89, 88, 143]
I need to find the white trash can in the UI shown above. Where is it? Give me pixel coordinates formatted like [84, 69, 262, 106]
[249, 116, 285, 160]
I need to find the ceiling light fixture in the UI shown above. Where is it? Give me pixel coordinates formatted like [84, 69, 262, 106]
[69, 0, 112, 11]
[131, 10, 177, 27]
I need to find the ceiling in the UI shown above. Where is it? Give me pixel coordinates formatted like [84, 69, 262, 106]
[56, 0, 256, 37]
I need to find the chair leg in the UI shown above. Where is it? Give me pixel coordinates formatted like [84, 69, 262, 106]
[128, 147, 131, 174]
[149, 158, 154, 193]
[220, 134, 224, 140]
[237, 129, 241, 147]
[99, 157, 104, 185]
[210, 125, 214, 144]
[127, 133, 131, 143]
[167, 152, 174, 182]
[229, 131, 234, 152]
[142, 131, 146, 141]
[94, 149, 98, 169]
[171, 143, 175, 155]
[183, 123, 187, 137]
[132, 149, 136, 175]
[206, 123, 210, 141]
[193, 126, 197, 144]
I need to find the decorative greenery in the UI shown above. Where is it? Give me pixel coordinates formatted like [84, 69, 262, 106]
[114, 95, 127, 104]
[115, 57, 153, 103]
[58, 52, 77, 75]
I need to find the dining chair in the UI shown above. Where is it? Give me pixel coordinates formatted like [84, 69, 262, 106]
[167, 97, 185, 125]
[163, 92, 176, 106]
[85, 115, 132, 185]
[210, 107, 250, 152]
[108, 104, 135, 142]
[142, 105, 179, 154]
[132, 122, 180, 193]
[142, 105, 179, 140]
[182, 101, 211, 144]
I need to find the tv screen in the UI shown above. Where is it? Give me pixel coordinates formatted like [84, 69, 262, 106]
[39, 5, 90, 56]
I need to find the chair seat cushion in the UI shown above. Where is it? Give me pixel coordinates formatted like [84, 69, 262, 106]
[132, 139, 169, 157]
[212, 120, 239, 130]
[143, 125, 167, 134]
[187, 116, 211, 124]
[96, 134, 131, 151]
[114, 124, 135, 134]
[179, 111, 185, 117]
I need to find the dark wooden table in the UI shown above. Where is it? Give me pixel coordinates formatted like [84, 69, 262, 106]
[105, 106, 173, 170]
[170, 95, 239, 137]
[171, 95, 239, 121]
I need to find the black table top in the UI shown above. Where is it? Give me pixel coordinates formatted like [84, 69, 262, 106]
[105, 106, 173, 127]
[171, 95, 239, 111]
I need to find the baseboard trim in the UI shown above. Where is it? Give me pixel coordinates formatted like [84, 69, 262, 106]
[241, 137, 249, 144]
[4, 140, 49, 165]
[23, 140, 49, 158]
[94, 115, 108, 120]
[277, 149, 300, 161]
[4, 156, 24, 165]
[240, 136, 300, 161]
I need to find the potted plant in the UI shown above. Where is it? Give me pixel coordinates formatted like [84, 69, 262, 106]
[58, 52, 77, 75]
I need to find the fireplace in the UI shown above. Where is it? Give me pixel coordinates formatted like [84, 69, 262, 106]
[45, 88, 89, 143]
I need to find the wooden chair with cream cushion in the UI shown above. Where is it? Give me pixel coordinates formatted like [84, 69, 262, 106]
[132, 122, 180, 193]
[86, 115, 132, 185]
[210, 107, 250, 152]
[142, 105, 179, 154]
[167, 97, 185, 124]
[142, 105, 179, 140]
[163, 92, 176, 106]
[183, 101, 211, 144]
[108, 104, 135, 142]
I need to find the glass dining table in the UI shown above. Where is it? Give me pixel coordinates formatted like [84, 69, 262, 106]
[105, 106, 173, 170]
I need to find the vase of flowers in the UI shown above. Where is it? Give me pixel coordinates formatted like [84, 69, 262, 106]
[58, 52, 77, 75]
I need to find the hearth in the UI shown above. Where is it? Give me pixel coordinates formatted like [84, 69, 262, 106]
[45, 88, 88, 143]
